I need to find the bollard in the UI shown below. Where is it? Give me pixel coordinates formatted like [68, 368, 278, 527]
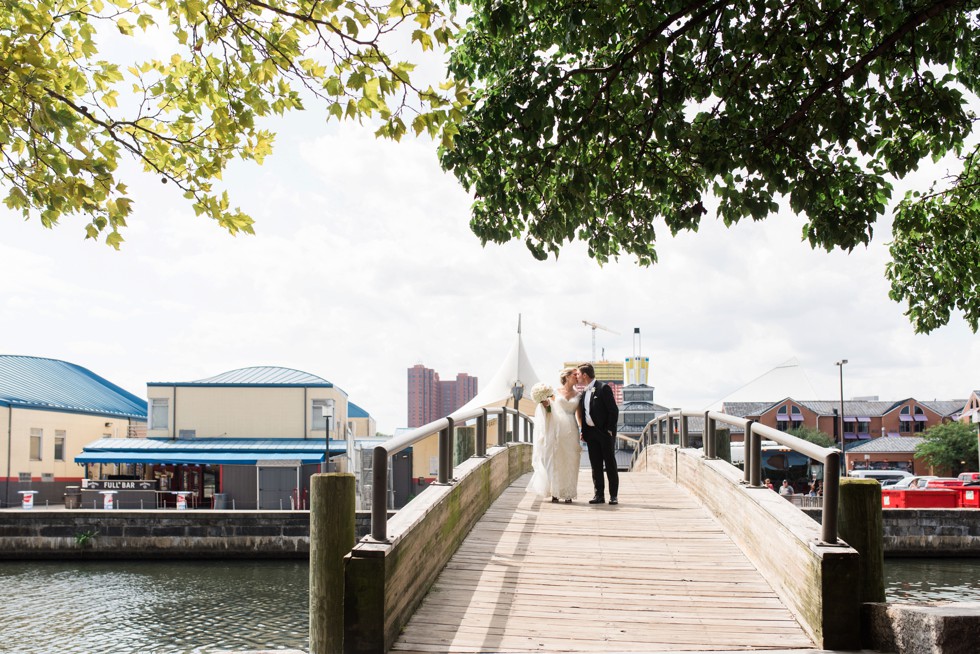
[310, 473, 355, 654]
[838, 478, 885, 603]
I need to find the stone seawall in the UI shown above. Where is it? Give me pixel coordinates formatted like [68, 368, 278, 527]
[0, 510, 379, 559]
[3, 507, 978, 559]
[803, 508, 980, 556]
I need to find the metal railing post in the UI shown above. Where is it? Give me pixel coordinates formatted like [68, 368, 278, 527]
[438, 417, 454, 484]
[749, 422, 762, 487]
[476, 409, 488, 456]
[371, 446, 388, 541]
[523, 415, 529, 442]
[822, 451, 840, 544]
[498, 408, 507, 446]
[743, 420, 754, 484]
[705, 411, 716, 459]
[680, 414, 689, 448]
[512, 408, 520, 444]
[657, 417, 664, 444]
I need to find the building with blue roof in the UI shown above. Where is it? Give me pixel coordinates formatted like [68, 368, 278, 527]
[75, 365, 376, 510]
[0, 355, 147, 507]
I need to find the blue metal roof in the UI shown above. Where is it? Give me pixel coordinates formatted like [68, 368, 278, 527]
[348, 401, 369, 418]
[76, 438, 345, 465]
[0, 355, 147, 419]
[148, 366, 334, 387]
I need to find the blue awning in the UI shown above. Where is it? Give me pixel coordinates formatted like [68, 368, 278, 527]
[75, 451, 326, 465]
[75, 437, 344, 466]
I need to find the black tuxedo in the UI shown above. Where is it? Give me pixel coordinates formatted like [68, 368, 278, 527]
[579, 380, 620, 499]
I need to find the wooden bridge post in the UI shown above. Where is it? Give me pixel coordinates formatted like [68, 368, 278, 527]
[838, 478, 885, 603]
[310, 473, 355, 654]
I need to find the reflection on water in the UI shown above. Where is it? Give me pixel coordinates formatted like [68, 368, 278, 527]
[0, 560, 308, 653]
[2, 557, 978, 652]
[885, 558, 980, 603]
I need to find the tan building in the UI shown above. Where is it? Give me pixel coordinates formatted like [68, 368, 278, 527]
[79, 366, 375, 510]
[348, 401, 377, 438]
[0, 355, 147, 507]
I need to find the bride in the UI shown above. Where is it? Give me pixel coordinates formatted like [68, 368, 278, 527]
[529, 367, 582, 502]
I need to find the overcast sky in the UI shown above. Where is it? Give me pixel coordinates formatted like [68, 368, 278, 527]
[3, 30, 978, 433]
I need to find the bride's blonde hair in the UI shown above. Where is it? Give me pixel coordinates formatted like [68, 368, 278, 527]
[559, 367, 578, 385]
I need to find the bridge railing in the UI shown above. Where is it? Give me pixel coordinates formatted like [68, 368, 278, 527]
[371, 405, 533, 541]
[640, 409, 841, 544]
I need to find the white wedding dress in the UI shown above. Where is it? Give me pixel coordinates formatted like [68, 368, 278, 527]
[529, 394, 581, 500]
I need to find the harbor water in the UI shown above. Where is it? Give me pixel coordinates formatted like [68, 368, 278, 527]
[1, 558, 979, 652]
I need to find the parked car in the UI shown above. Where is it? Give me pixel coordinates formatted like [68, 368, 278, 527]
[958, 472, 980, 484]
[849, 470, 913, 485]
[891, 475, 938, 489]
[923, 478, 966, 488]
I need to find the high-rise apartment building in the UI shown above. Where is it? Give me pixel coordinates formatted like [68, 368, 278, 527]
[407, 365, 478, 427]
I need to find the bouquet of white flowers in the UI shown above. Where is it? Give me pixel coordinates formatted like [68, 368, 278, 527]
[531, 382, 554, 413]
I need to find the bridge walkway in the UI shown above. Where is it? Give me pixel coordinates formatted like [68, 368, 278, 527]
[392, 469, 815, 653]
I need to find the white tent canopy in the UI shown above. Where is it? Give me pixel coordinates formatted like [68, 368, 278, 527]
[452, 331, 542, 417]
[707, 357, 819, 410]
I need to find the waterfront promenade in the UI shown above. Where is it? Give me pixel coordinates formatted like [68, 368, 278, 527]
[392, 470, 815, 653]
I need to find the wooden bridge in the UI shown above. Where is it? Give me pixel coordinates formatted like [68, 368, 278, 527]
[314, 408, 869, 654]
[393, 470, 815, 653]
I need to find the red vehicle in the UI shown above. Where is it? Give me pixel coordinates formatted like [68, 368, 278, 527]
[958, 472, 980, 484]
[924, 478, 966, 488]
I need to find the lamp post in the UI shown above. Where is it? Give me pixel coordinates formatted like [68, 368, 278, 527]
[511, 382, 524, 442]
[321, 400, 335, 473]
[836, 359, 848, 475]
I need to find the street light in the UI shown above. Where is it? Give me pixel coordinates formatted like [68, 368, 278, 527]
[511, 382, 524, 442]
[836, 359, 848, 475]
[320, 399, 335, 473]
[511, 381, 524, 409]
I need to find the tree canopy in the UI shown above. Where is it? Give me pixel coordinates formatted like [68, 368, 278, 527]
[440, 0, 980, 333]
[1, 0, 465, 247]
[788, 425, 836, 449]
[915, 420, 979, 475]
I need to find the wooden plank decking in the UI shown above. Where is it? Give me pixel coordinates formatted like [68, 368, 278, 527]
[392, 469, 815, 653]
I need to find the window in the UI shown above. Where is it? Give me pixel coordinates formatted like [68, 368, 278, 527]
[54, 431, 66, 461]
[914, 406, 926, 432]
[150, 398, 169, 429]
[30, 428, 42, 461]
[312, 399, 335, 432]
[625, 412, 655, 426]
[899, 406, 911, 433]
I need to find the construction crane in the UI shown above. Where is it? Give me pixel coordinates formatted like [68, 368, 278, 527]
[582, 320, 619, 362]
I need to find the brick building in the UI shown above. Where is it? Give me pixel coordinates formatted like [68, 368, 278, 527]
[406, 365, 478, 428]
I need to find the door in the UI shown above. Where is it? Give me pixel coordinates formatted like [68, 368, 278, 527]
[258, 467, 296, 510]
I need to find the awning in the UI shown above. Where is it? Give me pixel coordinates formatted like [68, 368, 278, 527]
[844, 434, 859, 440]
[75, 437, 345, 466]
[75, 451, 326, 465]
[899, 415, 914, 422]
[843, 417, 857, 423]
[913, 415, 928, 422]
[858, 433, 872, 440]
[858, 417, 871, 422]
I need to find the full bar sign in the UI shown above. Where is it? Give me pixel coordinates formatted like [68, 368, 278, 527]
[82, 479, 158, 491]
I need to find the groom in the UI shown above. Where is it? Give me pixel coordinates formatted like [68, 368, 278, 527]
[576, 363, 620, 505]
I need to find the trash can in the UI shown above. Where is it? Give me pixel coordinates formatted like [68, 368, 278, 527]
[213, 493, 228, 510]
[64, 486, 81, 509]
